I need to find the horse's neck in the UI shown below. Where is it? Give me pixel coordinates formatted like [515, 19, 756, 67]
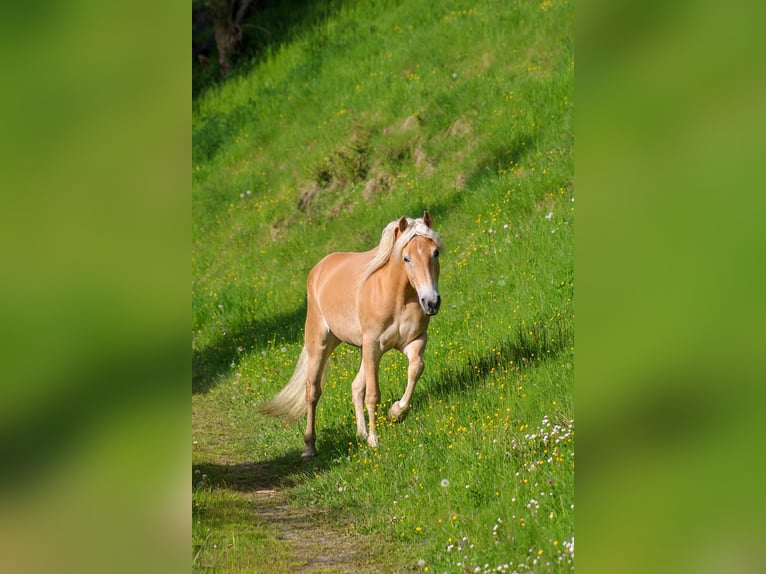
[376, 258, 414, 305]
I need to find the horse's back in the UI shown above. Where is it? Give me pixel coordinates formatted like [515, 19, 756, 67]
[307, 249, 375, 346]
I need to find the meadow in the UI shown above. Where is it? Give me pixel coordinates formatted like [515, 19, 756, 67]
[193, 0, 573, 571]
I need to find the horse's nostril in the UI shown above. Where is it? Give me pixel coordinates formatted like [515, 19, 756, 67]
[420, 293, 441, 314]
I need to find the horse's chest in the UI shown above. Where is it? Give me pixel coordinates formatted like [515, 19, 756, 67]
[378, 308, 427, 351]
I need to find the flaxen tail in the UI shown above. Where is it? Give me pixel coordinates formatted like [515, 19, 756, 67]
[258, 347, 328, 422]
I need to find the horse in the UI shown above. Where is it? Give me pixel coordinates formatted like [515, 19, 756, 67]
[258, 212, 444, 458]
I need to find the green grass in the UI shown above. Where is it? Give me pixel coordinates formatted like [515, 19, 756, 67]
[193, 0, 573, 571]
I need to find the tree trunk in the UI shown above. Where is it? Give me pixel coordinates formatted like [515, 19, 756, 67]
[209, 0, 240, 77]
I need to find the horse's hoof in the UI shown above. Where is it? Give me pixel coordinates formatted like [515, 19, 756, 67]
[301, 447, 317, 459]
[388, 401, 410, 422]
[367, 434, 379, 448]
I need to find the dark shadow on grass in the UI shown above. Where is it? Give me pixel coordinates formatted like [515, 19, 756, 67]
[193, 452, 308, 493]
[463, 132, 536, 192]
[193, 303, 307, 394]
[428, 318, 571, 400]
[193, 0, 347, 100]
[193, 0, 351, 166]
[192, 422, 358, 493]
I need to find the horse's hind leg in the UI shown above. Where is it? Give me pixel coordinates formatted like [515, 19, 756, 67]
[388, 334, 427, 422]
[302, 312, 339, 458]
[302, 342, 337, 458]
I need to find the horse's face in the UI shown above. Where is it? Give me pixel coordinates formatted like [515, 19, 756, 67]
[401, 235, 441, 316]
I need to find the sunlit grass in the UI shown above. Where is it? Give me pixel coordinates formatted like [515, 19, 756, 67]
[193, 0, 572, 571]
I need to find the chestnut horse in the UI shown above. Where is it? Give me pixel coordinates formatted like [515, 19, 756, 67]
[259, 212, 443, 458]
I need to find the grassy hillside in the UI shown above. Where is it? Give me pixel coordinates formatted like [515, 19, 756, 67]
[193, 0, 573, 571]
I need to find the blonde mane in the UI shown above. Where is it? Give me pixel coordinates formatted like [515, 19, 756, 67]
[360, 216, 444, 285]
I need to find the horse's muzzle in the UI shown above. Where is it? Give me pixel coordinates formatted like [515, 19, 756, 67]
[421, 293, 441, 316]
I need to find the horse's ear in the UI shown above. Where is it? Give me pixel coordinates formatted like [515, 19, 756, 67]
[423, 211, 433, 228]
[394, 215, 408, 239]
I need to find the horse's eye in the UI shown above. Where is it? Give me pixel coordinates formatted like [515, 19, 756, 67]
[403, 254, 411, 264]
[433, 249, 440, 258]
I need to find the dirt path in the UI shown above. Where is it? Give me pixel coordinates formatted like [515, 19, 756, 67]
[247, 487, 378, 573]
[193, 454, 389, 572]
[192, 395, 395, 573]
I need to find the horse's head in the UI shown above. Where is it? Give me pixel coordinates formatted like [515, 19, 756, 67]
[396, 212, 442, 316]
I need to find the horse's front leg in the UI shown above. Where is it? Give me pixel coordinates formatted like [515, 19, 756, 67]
[350, 363, 367, 440]
[388, 334, 427, 423]
[362, 340, 382, 448]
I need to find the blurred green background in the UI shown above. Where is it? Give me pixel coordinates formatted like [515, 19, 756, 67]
[0, 0, 764, 573]
[577, 0, 766, 572]
[0, 2, 188, 574]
